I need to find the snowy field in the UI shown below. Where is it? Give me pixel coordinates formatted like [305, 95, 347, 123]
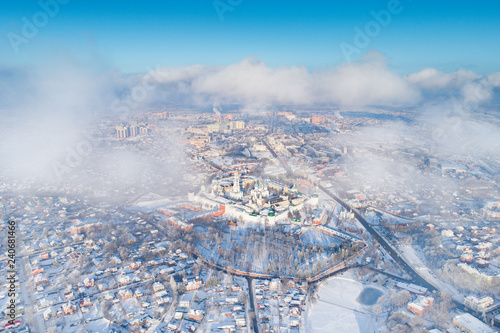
[307, 272, 384, 333]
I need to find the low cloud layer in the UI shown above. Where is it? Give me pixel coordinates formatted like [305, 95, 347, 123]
[1, 52, 500, 184]
[137, 52, 500, 108]
[145, 52, 421, 106]
[0, 62, 116, 180]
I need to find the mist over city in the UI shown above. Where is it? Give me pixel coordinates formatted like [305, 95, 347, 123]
[1, 1, 500, 332]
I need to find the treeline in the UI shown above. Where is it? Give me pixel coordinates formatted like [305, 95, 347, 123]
[195, 225, 361, 278]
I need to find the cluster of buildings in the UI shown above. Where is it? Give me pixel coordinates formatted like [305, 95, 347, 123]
[199, 280, 250, 333]
[192, 172, 318, 225]
[115, 122, 151, 138]
[430, 221, 500, 279]
[0, 191, 249, 332]
[483, 201, 500, 220]
[2, 106, 500, 332]
[183, 112, 246, 147]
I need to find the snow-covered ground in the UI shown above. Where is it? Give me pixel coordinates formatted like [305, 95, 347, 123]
[307, 272, 385, 333]
[86, 318, 113, 332]
[397, 244, 464, 302]
[196, 225, 346, 277]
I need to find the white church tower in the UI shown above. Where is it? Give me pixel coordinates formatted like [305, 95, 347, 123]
[230, 171, 244, 200]
[233, 171, 240, 193]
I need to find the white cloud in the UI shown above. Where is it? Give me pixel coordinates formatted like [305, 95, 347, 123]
[2, 51, 500, 191]
[190, 57, 313, 105]
[461, 80, 492, 105]
[317, 53, 420, 105]
[143, 52, 421, 106]
[487, 71, 500, 87]
[0, 61, 116, 180]
[406, 68, 479, 90]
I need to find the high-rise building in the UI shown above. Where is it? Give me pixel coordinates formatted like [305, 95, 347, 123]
[116, 123, 150, 139]
[311, 116, 326, 124]
[116, 125, 130, 138]
[129, 125, 139, 136]
[230, 121, 245, 130]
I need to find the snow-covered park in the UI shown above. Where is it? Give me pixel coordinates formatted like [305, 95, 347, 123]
[307, 272, 386, 333]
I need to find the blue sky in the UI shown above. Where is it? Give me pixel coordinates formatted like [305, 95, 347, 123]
[1, 0, 500, 74]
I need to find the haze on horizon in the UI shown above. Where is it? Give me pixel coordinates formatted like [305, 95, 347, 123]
[0, 0, 500, 186]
